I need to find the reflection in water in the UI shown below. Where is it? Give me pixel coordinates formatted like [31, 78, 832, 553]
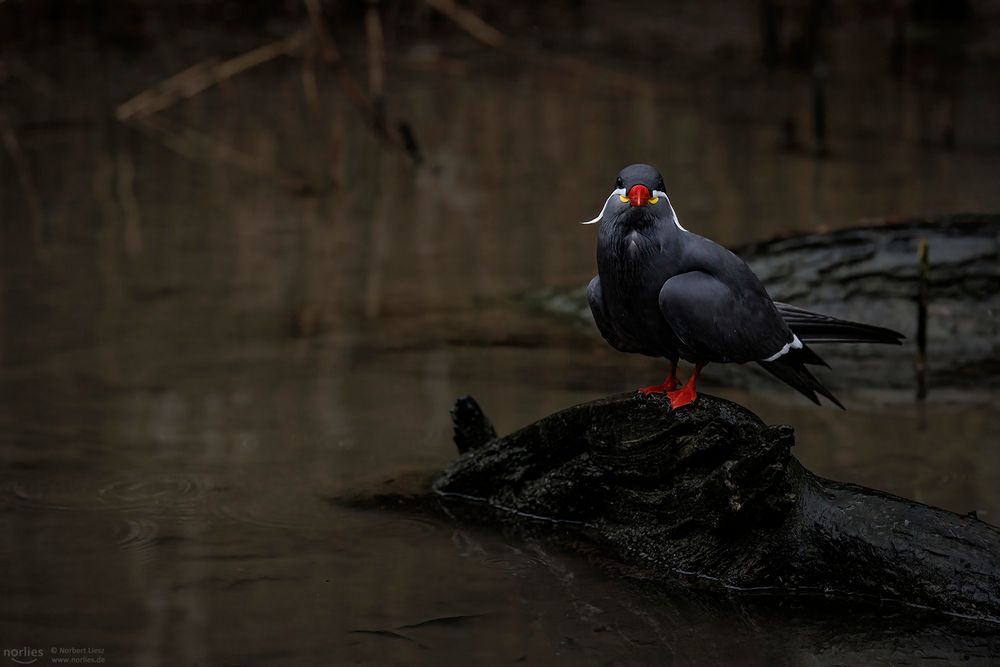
[2, 3, 1000, 664]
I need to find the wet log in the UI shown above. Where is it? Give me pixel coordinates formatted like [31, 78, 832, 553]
[524, 215, 1000, 392]
[738, 215, 1000, 390]
[436, 394, 1000, 621]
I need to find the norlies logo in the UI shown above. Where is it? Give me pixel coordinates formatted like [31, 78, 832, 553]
[2, 647, 43, 665]
[3, 647, 106, 665]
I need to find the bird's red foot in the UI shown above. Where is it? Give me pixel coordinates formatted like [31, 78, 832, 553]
[666, 385, 698, 409]
[637, 378, 678, 396]
[666, 363, 704, 409]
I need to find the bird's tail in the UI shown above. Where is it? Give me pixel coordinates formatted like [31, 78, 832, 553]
[756, 348, 844, 409]
[775, 302, 905, 345]
[760, 303, 903, 408]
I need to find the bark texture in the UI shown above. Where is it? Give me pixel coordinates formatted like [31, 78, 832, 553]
[437, 393, 1000, 621]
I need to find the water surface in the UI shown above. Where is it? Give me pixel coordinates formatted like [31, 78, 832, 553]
[2, 7, 1000, 665]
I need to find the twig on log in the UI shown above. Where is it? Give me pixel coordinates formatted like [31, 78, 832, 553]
[0, 109, 48, 257]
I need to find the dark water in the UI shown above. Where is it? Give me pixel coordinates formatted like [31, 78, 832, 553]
[2, 6, 1000, 665]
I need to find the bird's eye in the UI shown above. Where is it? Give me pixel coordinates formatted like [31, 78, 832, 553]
[616, 177, 623, 189]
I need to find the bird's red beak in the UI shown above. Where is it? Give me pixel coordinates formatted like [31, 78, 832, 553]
[628, 184, 651, 207]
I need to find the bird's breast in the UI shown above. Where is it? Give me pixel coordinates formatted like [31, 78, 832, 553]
[594, 222, 687, 356]
[597, 229, 672, 318]
[598, 229, 664, 282]
[623, 231, 648, 261]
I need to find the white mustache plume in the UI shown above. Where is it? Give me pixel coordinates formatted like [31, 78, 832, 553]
[580, 188, 625, 225]
[581, 188, 686, 232]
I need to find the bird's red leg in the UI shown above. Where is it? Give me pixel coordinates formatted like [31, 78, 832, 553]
[667, 362, 705, 409]
[638, 359, 679, 396]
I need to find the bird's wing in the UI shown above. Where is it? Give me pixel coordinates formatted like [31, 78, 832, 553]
[587, 276, 643, 353]
[774, 302, 904, 344]
[659, 271, 844, 406]
[657, 271, 792, 363]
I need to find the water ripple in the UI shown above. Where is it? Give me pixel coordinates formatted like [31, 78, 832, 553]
[208, 491, 335, 530]
[4, 473, 206, 516]
[98, 475, 204, 514]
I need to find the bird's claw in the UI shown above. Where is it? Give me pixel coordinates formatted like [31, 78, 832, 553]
[637, 379, 679, 396]
[666, 386, 698, 409]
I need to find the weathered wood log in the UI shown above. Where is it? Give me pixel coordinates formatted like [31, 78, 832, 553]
[436, 394, 1000, 621]
[739, 216, 1000, 390]
[523, 215, 1000, 392]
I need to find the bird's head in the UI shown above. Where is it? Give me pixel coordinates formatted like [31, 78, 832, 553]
[581, 164, 683, 231]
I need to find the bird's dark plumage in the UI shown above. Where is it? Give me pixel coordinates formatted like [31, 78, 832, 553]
[585, 163, 904, 408]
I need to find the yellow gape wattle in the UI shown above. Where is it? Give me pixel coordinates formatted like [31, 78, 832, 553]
[621, 195, 660, 204]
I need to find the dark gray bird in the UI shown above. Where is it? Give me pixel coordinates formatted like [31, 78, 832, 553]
[583, 164, 903, 409]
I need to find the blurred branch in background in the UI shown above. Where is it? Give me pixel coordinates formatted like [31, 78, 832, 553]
[1, 0, 983, 225]
[134, 114, 316, 194]
[115, 31, 317, 193]
[365, 0, 386, 132]
[422, 0, 674, 95]
[0, 108, 48, 258]
[3, 58, 57, 100]
[306, 0, 412, 158]
[9, 0, 676, 205]
[115, 32, 306, 121]
[113, 0, 423, 194]
[423, 0, 506, 48]
[303, 0, 375, 124]
[303, 0, 421, 163]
